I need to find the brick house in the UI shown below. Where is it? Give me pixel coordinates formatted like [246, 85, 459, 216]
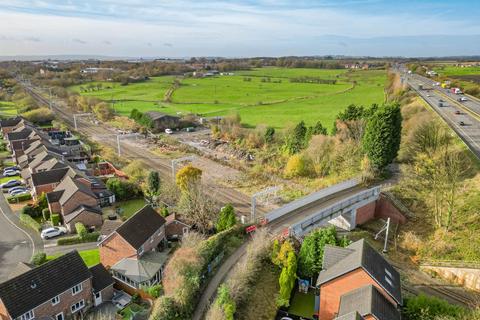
[9, 138, 40, 160]
[0, 251, 113, 320]
[316, 239, 402, 320]
[30, 167, 77, 198]
[0, 117, 24, 135]
[165, 213, 190, 240]
[47, 175, 103, 232]
[99, 205, 168, 294]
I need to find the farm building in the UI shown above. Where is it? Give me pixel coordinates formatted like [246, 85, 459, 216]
[144, 111, 180, 132]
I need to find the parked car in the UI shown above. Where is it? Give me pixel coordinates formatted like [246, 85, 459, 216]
[455, 110, 462, 115]
[0, 179, 21, 189]
[3, 166, 19, 173]
[40, 227, 67, 240]
[9, 189, 29, 197]
[459, 121, 465, 126]
[165, 128, 173, 134]
[8, 186, 27, 195]
[3, 170, 20, 177]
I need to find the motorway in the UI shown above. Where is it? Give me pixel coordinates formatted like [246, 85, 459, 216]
[401, 71, 480, 159]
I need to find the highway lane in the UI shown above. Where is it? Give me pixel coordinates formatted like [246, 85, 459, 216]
[400, 71, 480, 159]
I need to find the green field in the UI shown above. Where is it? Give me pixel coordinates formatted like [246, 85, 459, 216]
[70, 67, 386, 129]
[0, 102, 18, 118]
[432, 65, 480, 76]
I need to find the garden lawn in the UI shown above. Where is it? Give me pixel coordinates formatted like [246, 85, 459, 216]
[47, 249, 100, 267]
[288, 290, 316, 318]
[70, 68, 386, 130]
[115, 198, 147, 220]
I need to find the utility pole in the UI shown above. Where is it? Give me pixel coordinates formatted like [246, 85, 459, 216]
[375, 217, 391, 253]
[73, 113, 92, 130]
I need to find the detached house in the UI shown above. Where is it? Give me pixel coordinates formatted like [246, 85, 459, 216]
[0, 117, 24, 135]
[0, 251, 113, 320]
[317, 239, 402, 320]
[47, 175, 103, 232]
[99, 205, 168, 294]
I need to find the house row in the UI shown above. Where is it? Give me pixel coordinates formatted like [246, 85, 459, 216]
[317, 239, 402, 320]
[0, 251, 114, 320]
[1, 118, 115, 232]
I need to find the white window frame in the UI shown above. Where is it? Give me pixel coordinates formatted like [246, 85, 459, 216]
[385, 268, 393, 278]
[56, 312, 64, 320]
[385, 275, 393, 287]
[18, 310, 34, 320]
[71, 283, 83, 295]
[51, 295, 60, 306]
[71, 299, 85, 313]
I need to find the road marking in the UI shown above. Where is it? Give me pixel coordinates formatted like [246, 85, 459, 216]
[0, 203, 35, 261]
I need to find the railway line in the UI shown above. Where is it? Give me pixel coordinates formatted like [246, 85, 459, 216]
[22, 83, 265, 217]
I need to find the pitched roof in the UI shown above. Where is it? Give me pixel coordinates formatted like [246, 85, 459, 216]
[64, 205, 102, 223]
[317, 239, 402, 305]
[46, 190, 64, 203]
[10, 139, 37, 151]
[111, 250, 170, 283]
[35, 158, 67, 172]
[54, 175, 97, 206]
[337, 285, 401, 320]
[0, 251, 91, 319]
[31, 167, 75, 186]
[89, 264, 114, 292]
[23, 140, 43, 155]
[6, 128, 33, 141]
[8, 262, 34, 280]
[116, 205, 166, 249]
[145, 111, 179, 121]
[0, 117, 23, 128]
[100, 219, 122, 236]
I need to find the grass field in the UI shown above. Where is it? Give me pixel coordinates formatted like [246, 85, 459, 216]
[433, 65, 480, 76]
[47, 248, 100, 267]
[0, 101, 18, 118]
[70, 67, 386, 129]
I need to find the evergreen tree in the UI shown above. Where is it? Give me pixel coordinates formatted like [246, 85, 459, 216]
[147, 171, 161, 195]
[297, 227, 338, 278]
[284, 121, 307, 154]
[265, 126, 275, 144]
[216, 204, 236, 232]
[277, 251, 297, 307]
[362, 103, 402, 169]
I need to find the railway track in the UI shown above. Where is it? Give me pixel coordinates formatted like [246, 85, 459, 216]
[22, 84, 266, 217]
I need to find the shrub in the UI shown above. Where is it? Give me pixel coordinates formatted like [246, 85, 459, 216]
[57, 232, 100, 245]
[7, 193, 32, 203]
[51, 213, 60, 226]
[19, 213, 41, 232]
[146, 284, 163, 298]
[21, 204, 43, 218]
[75, 222, 87, 239]
[403, 294, 465, 320]
[21, 107, 55, 125]
[42, 208, 50, 221]
[30, 252, 47, 266]
[106, 178, 141, 201]
[284, 154, 312, 178]
[175, 165, 202, 192]
[160, 207, 169, 217]
[216, 204, 236, 232]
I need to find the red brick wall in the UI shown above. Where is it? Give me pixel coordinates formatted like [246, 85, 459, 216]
[374, 195, 406, 224]
[355, 202, 376, 225]
[49, 201, 61, 215]
[319, 268, 397, 320]
[0, 300, 9, 320]
[99, 233, 137, 268]
[34, 183, 59, 198]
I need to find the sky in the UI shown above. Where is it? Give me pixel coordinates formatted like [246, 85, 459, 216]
[0, 0, 479, 58]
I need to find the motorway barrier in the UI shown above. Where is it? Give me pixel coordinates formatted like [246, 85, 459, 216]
[263, 178, 360, 224]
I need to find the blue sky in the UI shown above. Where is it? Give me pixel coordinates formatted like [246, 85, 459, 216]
[0, 0, 479, 57]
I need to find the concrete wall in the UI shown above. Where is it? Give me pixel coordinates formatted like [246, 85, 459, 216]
[374, 194, 407, 224]
[420, 265, 480, 292]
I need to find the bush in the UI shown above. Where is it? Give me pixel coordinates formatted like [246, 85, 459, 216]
[146, 284, 163, 298]
[57, 232, 100, 246]
[106, 178, 142, 201]
[284, 154, 312, 178]
[21, 107, 55, 125]
[51, 213, 60, 226]
[19, 213, 41, 232]
[42, 208, 50, 221]
[160, 207, 169, 217]
[7, 193, 32, 203]
[403, 294, 466, 320]
[75, 222, 87, 239]
[21, 204, 42, 218]
[30, 252, 46, 266]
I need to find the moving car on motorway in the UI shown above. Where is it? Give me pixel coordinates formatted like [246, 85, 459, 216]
[455, 110, 462, 115]
[458, 97, 468, 102]
[40, 227, 67, 240]
[459, 121, 465, 126]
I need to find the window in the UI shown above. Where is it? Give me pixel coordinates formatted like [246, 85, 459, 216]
[95, 292, 101, 299]
[72, 283, 83, 295]
[56, 312, 64, 320]
[71, 299, 85, 313]
[385, 268, 393, 278]
[51, 295, 60, 305]
[18, 310, 34, 320]
[385, 276, 393, 287]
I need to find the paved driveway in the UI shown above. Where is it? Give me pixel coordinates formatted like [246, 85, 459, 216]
[0, 194, 35, 282]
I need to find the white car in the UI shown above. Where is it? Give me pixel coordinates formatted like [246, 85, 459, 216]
[8, 186, 27, 195]
[40, 227, 67, 240]
[165, 128, 173, 134]
[3, 170, 20, 177]
[9, 189, 28, 196]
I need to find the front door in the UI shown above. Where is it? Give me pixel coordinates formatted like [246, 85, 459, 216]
[94, 292, 102, 306]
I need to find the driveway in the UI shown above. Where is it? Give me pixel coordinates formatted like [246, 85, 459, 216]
[0, 193, 38, 282]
